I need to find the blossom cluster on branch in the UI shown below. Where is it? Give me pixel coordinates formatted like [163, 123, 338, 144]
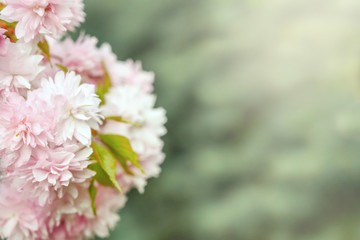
[0, 1, 167, 239]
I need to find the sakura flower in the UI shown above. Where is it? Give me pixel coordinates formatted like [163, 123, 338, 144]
[64, 0, 85, 32]
[47, 35, 102, 82]
[0, 91, 55, 171]
[0, 0, 85, 42]
[8, 143, 94, 205]
[46, 184, 92, 234]
[38, 71, 103, 145]
[82, 186, 127, 239]
[116, 60, 155, 93]
[49, 216, 86, 240]
[48, 34, 121, 85]
[0, 2, 167, 238]
[0, 184, 48, 240]
[0, 42, 44, 90]
[48, 35, 154, 92]
[101, 85, 155, 124]
[45, 184, 125, 239]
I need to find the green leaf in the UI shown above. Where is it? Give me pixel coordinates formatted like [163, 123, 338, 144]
[96, 62, 112, 105]
[88, 162, 115, 187]
[91, 141, 122, 193]
[88, 180, 98, 216]
[56, 64, 68, 73]
[0, 4, 6, 12]
[37, 39, 51, 62]
[99, 134, 145, 174]
[96, 83, 104, 102]
[110, 150, 135, 176]
[0, 20, 18, 42]
[105, 116, 142, 127]
[102, 61, 112, 95]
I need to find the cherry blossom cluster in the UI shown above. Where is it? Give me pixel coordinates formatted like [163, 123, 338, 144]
[0, 1, 166, 239]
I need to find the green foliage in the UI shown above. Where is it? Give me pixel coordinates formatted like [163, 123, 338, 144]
[97, 62, 112, 104]
[105, 116, 142, 127]
[37, 39, 51, 62]
[56, 64, 68, 73]
[0, 20, 18, 42]
[88, 180, 98, 216]
[0, 3, 5, 12]
[88, 162, 115, 187]
[88, 134, 141, 214]
[91, 141, 122, 193]
[99, 134, 144, 175]
[101, 62, 112, 96]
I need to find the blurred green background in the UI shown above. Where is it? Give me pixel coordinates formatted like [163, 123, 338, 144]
[81, 0, 360, 239]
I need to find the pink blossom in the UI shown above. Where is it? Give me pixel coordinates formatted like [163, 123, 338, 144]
[0, 42, 44, 90]
[0, 2, 167, 238]
[82, 186, 127, 239]
[7, 143, 94, 205]
[48, 35, 155, 93]
[0, 0, 85, 42]
[0, 184, 48, 240]
[0, 91, 55, 171]
[48, 34, 122, 85]
[49, 216, 85, 240]
[116, 60, 155, 93]
[64, 0, 85, 32]
[38, 71, 103, 146]
[48, 184, 126, 239]
[48, 35, 103, 82]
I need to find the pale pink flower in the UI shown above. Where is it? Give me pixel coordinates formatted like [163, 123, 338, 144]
[48, 35, 154, 92]
[49, 216, 85, 240]
[38, 71, 103, 145]
[48, 34, 121, 85]
[0, 184, 48, 240]
[0, 0, 85, 42]
[0, 42, 44, 90]
[47, 184, 92, 233]
[7, 143, 94, 206]
[83, 186, 127, 239]
[48, 184, 126, 239]
[0, 3, 166, 239]
[0, 91, 55, 171]
[101, 85, 156, 123]
[116, 60, 155, 93]
[48, 35, 102, 82]
[65, 0, 85, 32]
